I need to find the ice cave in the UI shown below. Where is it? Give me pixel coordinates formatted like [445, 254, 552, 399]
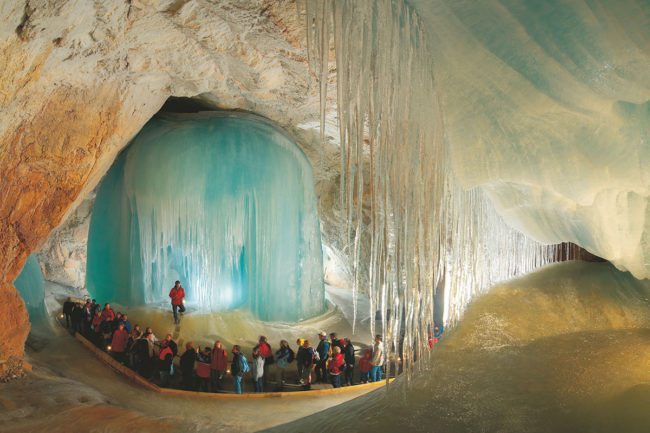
[0, 1, 648, 433]
[86, 113, 325, 321]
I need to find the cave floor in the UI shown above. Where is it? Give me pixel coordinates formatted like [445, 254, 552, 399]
[1, 326, 383, 433]
[2, 284, 378, 433]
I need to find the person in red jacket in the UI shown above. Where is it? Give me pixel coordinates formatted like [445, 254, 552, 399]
[255, 336, 273, 386]
[328, 346, 345, 388]
[110, 323, 129, 364]
[169, 280, 186, 324]
[210, 340, 228, 391]
[359, 349, 372, 383]
[100, 303, 115, 322]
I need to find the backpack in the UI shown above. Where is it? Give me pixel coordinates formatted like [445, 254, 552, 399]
[287, 348, 295, 363]
[240, 354, 250, 374]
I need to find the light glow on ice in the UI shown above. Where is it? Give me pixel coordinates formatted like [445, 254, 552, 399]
[86, 112, 325, 322]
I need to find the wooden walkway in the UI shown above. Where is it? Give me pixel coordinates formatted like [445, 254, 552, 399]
[73, 331, 394, 399]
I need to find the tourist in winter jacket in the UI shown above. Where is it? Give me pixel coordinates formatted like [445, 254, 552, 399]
[121, 314, 132, 333]
[111, 313, 122, 332]
[370, 335, 384, 382]
[92, 311, 103, 346]
[81, 301, 93, 336]
[210, 340, 228, 391]
[110, 323, 129, 364]
[315, 331, 330, 383]
[126, 326, 141, 367]
[299, 339, 314, 387]
[158, 341, 174, 388]
[328, 346, 345, 388]
[90, 299, 100, 316]
[134, 332, 155, 379]
[295, 338, 305, 383]
[251, 347, 265, 393]
[359, 349, 372, 383]
[231, 345, 246, 394]
[255, 336, 273, 386]
[62, 300, 75, 328]
[274, 340, 294, 390]
[195, 347, 212, 392]
[330, 332, 343, 351]
[180, 342, 197, 391]
[130, 325, 142, 339]
[100, 303, 115, 322]
[169, 280, 185, 324]
[70, 303, 83, 334]
[343, 338, 356, 385]
[162, 334, 178, 357]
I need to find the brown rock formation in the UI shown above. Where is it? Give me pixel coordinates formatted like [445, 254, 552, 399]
[0, 83, 127, 370]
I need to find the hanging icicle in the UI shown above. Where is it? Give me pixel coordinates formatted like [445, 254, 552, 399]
[304, 0, 561, 381]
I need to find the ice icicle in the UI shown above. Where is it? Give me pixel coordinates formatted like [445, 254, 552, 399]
[305, 0, 561, 379]
[87, 113, 325, 322]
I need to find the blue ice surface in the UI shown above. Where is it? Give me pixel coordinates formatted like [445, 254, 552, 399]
[13, 254, 48, 326]
[86, 112, 325, 322]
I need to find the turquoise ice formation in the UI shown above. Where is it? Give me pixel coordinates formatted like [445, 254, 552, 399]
[86, 113, 325, 322]
[14, 254, 47, 325]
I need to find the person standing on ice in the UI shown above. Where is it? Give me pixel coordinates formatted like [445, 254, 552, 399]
[299, 339, 314, 388]
[315, 331, 330, 383]
[100, 303, 115, 322]
[110, 322, 129, 364]
[210, 340, 228, 391]
[158, 340, 175, 388]
[231, 345, 249, 394]
[180, 342, 197, 391]
[370, 334, 385, 382]
[274, 340, 294, 390]
[343, 338, 356, 386]
[295, 338, 306, 383]
[328, 346, 345, 388]
[251, 347, 265, 392]
[169, 280, 186, 324]
[358, 349, 372, 383]
[255, 336, 273, 386]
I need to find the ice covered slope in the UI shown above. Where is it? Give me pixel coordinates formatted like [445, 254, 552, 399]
[411, 0, 650, 278]
[87, 113, 325, 322]
[267, 262, 650, 433]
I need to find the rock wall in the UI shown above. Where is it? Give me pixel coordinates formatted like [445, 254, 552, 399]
[37, 192, 95, 289]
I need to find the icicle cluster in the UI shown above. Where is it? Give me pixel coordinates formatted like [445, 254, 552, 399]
[87, 113, 325, 322]
[304, 0, 559, 377]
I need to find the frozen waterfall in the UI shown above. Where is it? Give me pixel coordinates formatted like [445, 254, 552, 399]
[305, 0, 563, 373]
[86, 113, 325, 322]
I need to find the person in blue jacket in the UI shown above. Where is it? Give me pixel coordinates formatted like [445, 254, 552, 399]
[315, 331, 330, 383]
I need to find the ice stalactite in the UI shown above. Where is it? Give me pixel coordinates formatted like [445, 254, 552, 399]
[305, 0, 560, 375]
[87, 113, 325, 322]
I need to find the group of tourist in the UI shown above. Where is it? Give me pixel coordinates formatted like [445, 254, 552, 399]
[181, 332, 386, 394]
[62, 298, 388, 394]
